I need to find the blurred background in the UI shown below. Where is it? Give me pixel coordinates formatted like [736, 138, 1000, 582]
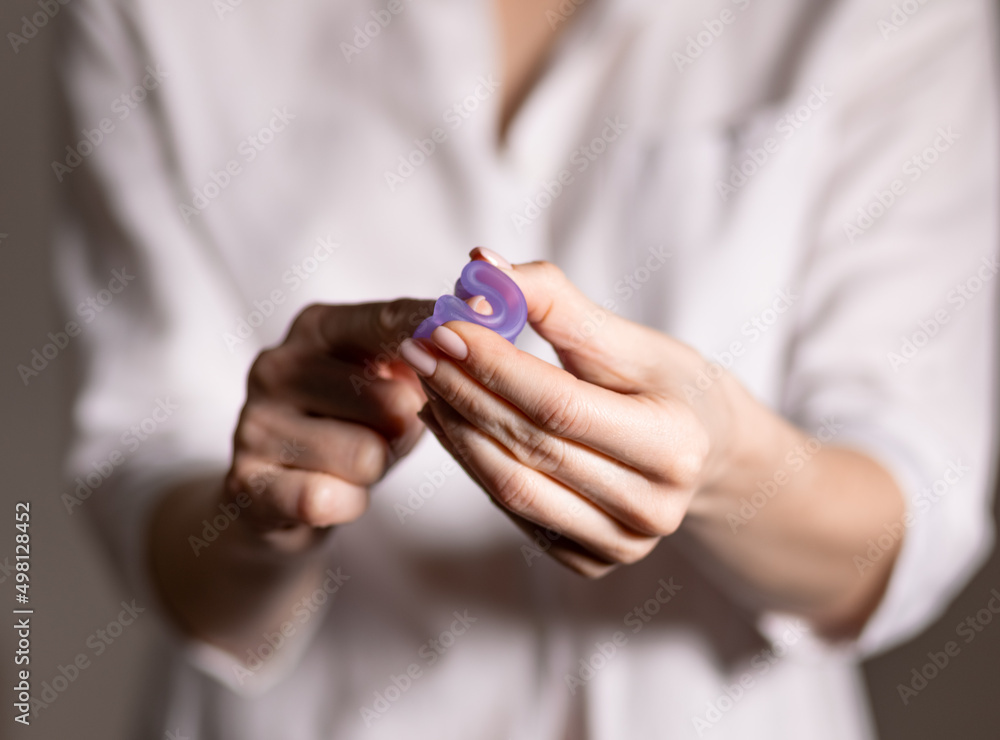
[1, 1, 997, 738]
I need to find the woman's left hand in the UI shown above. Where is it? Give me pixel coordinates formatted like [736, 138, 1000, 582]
[399, 250, 746, 577]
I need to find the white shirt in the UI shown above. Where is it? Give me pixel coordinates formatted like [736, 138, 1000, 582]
[56, 0, 999, 738]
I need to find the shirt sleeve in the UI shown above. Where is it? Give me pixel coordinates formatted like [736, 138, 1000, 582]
[53, 0, 300, 691]
[776, 0, 999, 657]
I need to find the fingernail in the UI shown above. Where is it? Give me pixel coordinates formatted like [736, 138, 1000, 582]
[466, 294, 494, 315]
[399, 338, 437, 376]
[470, 246, 512, 270]
[431, 325, 468, 360]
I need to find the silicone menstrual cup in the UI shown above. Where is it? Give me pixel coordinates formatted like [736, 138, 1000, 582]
[413, 260, 527, 343]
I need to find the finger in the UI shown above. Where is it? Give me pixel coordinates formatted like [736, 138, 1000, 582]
[418, 364, 676, 536]
[471, 250, 657, 389]
[423, 396, 659, 566]
[421, 396, 621, 575]
[285, 299, 434, 362]
[248, 352, 426, 441]
[420, 398, 618, 574]
[504, 512, 619, 578]
[235, 403, 409, 486]
[410, 324, 685, 478]
[227, 454, 370, 529]
[418, 401, 491, 493]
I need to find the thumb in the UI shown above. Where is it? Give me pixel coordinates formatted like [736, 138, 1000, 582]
[470, 249, 653, 390]
[299, 298, 435, 362]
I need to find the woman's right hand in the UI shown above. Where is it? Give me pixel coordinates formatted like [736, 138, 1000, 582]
[222, 299, 434, 553]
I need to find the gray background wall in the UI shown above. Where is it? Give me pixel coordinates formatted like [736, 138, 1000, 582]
[0, 2, 997, 738]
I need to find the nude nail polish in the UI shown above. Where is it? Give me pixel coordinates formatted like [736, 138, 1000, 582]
[399, 338, 437, 376]
[470, 246, 513, 270]
[431, 325, 469, 360]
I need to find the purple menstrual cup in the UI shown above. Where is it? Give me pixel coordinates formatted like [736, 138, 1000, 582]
[413, 260, 528, 343]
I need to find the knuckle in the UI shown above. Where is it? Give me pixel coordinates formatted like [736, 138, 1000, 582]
[510, 423, 566, 475]
[469, 352, 506, 392]
[285, 303, 329, 348]
[596, 532, 656, 566]
[535, 260, 567, 287]
[534, 386, 588, 439]
[618, 486, 676, 537]
[435, 373, 482, 418]
[233, 405, 271, 453]
[649, 401, 708, 490]
[292, 303, 326, 338]
[248, 349, 287, 395]
[623, 507, 662, 538]
[652, 497, 686, 536]
[670, 427, 709, 490]
[493, 467, 536, 514]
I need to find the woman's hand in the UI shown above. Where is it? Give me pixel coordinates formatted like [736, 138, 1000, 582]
[151, 299, 435, 650]
[399, 251, 745, 577]
[400, 250, 904, 638]
[222, 298, 433, 553]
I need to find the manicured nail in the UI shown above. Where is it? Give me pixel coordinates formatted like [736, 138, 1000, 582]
[399, 338, 437, 376]
[470, 246, 512, 270]
[431, 325, 468, 360]
[466, 294, 494, 315]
